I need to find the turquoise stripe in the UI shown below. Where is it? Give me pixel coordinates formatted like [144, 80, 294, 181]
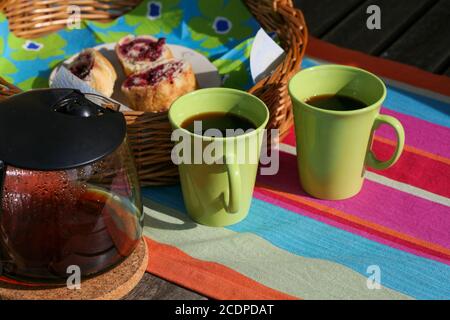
[302, 58, 450, 128]
[142, 186, 450, 299]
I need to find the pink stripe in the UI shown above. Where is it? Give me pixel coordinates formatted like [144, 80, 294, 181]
[378, 108, 450, 158]
[282, 109, 450, 159]
[282, 126, 296, 146]
[257, 152, 450, 249]
[253, 189, 450, 266]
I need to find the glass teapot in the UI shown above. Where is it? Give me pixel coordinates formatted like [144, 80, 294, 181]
[0, 89, 143, 283]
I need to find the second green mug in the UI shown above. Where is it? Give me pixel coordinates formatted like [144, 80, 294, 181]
[169, 88, 269, 227]
[289, 65, 405, 200]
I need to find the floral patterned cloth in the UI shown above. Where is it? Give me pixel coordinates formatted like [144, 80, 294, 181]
[0, 0, 260, 91]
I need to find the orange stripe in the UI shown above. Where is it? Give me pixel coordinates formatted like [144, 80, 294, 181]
[144, 237, 299, 300]
[307, 37, 450, 97]
[257, 184, 450, 259]
[374, 136, 450, 165]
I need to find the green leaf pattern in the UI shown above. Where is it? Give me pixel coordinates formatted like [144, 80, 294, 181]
[189, 0, 254, 49]
[125, 0, 183, 35]
[0, 36, 18, 83]
[8, 33, 67, 61]
[0, 0, 259, 90]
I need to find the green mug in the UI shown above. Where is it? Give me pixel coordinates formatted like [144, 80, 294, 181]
[169, 88, 269, 227]
[288, 65, 405, 200]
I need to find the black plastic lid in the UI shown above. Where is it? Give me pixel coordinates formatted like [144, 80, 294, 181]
[0, 89, 126, 171]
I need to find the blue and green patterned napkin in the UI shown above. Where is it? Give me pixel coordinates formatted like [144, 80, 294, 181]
[0, 0, 260, 91]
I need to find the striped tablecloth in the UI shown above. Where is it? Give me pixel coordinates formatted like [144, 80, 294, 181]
[141, 37, 450, 300]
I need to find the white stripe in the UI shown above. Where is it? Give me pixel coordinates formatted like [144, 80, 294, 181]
[277, 143, 450, 207]
[278, 143, 297, 155]
[365, 171, 450, 207]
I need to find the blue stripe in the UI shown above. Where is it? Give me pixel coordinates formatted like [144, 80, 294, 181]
[142, 185, 450, 299]
[302, 58, 450, 128]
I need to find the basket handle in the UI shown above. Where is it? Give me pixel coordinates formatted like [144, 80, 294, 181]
[0, 77, 22, 101]
[225, 154, 241, 214]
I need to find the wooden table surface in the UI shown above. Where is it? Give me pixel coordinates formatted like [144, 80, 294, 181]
[126, 0, 450, 300]
[296, 0, 450, 76]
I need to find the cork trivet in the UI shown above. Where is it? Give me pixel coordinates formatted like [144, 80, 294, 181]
[0, 239, 148, 300]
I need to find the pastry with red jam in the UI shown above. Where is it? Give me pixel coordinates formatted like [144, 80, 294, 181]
[68, 49, 117, 97]
[121, 59, 197, 112]
[116, 35, 173, 76]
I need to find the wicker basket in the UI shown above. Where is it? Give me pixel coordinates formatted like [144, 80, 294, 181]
[0, 0, 307, 186]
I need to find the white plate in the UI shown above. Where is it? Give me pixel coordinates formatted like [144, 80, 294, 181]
[49, 43, 221, 107]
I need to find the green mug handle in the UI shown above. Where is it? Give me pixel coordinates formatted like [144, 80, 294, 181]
[225, 154, 241, 213]
[367, 114, 405, 170]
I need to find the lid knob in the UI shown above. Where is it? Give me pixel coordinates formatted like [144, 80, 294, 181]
[54, 92, 104, 118]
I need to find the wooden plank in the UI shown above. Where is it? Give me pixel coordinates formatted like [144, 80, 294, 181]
[123, 273, 207, 300]
[293, 0, 365, 37]
[382, 0, 450, 73]
[323, 0, 437, 55]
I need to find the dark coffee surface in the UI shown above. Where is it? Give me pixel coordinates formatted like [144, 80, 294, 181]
[305, 94, 367, 111]
[181, 112, 256, 137]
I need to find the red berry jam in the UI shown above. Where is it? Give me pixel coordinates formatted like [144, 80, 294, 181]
[119, 37, 166, 62]
[123, 60, 183, 88]
[69, 51, 94, 80]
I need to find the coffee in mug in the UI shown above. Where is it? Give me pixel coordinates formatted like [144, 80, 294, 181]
[181, 112, 256, 136]
[305, 94, 367, 111]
